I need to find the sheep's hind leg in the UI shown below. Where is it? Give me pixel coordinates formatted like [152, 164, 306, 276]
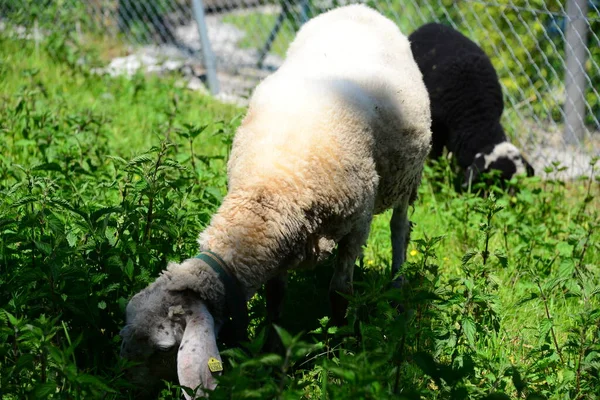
[330, 220, 370, 326]
[390, 197, 412, 289]
[263, 273, 288, 352]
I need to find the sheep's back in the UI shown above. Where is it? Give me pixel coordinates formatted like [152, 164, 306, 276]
[283, 4, 430, 136]
[409, 23, 488, 68]
[228, 5, 431, 216]
[228, 78, 378, 210]
[409, 22, 505, 157]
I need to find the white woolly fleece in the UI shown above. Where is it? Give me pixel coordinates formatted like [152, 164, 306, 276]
[122, 5, 432, 398]
[197, 4, 432, 296]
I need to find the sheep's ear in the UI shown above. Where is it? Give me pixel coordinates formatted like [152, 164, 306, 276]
[177, 301, 222, 399]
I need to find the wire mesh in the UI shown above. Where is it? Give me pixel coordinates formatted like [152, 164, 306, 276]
[1, 0, 599, 178]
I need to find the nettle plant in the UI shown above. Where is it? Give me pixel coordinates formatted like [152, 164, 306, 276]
[0, 72, 235, 397]
[509, 161, 600, 398]
[407, 158, 600, 399]
[1, 22, 599, 398]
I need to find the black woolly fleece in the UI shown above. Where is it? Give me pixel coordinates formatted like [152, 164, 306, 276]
[409, 22, 508, 168]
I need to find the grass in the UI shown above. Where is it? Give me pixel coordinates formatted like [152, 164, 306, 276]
[220, 2, 436, 60]
[0, 36, 241, 153]
[222, 12, 296, 59]
[1, 18, 600, 400]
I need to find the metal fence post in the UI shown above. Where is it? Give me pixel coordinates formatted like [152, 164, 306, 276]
[564, 0, 589, 145]
[191, 0, 220, 95]
[257, 0, 311, 68]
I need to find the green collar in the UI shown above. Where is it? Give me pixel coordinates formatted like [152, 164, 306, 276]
[195, 251, 248, 345]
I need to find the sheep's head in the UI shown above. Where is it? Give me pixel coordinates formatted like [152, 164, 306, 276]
[463, 142, 534, 190]
[120, 258, 228, 399]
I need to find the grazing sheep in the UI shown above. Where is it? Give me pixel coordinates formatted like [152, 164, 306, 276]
[408, 22, 534, 188]
[120, 4, 431, 398]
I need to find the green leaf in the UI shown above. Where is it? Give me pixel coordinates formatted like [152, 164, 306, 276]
[556, 241, 573, 256]
[584, 351, 599, 363]
[12, 195, 37, 207]
[462, 316, 476, 347]
[124, 258, 134, 281]
[274, 325, 293, 348]
[106, 155, 127, 164]
[461, 250, 478, 265]
[538, 318, 553, 342]
[163, 159, 187, 171]
[91, 206, 121, 222]
[4, 310, 19, 326]
[205, 186, 223, 202]
[127, 153, 154, 166]
[32, 383, 57, 398]
[328, 366, 356, 381]
[66, 231, 77, 247]
[32, 162, 62, 172]
[557, 259, 575, 279]
[494, 250, 508, 268]
[259, 353, 283, 366]
[558, 368, 575, 383]
[319, 316, 329, 328]
[105, 226, 117, 246]
[34, 240, 52, 255]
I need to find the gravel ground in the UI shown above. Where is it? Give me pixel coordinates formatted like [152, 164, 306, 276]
[101, 6, 282, 105]
[526, 145, 597, 181]
[517, 120, 599, 181]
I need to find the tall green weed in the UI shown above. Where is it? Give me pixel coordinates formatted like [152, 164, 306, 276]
[1, 19, 599, 399]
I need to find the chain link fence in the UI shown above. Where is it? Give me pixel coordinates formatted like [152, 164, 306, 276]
[2, 0, 599, 178]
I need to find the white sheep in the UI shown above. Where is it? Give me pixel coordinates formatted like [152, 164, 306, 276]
[120, 4, 431, 398]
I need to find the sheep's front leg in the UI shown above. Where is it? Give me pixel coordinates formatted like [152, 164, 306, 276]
[330, 222, 370, 326]
[264, 273, 287, 352]
[390, 198, 411, 288]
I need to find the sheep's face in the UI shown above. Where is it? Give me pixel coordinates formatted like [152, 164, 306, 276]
[463, 142, 534, 190]
[120, 283, 222, 399]
[120, 286, 184, 397]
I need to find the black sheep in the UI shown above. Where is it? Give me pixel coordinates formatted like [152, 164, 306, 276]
[409, 22, 534, 188]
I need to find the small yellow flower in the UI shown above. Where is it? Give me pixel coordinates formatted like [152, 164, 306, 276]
[443, 257, 449, 261]
[410, 249, 418, 257]
[367, 259, 374, 266]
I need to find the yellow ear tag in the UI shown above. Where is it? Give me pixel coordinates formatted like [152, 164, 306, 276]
[207, 357, 223, 373]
